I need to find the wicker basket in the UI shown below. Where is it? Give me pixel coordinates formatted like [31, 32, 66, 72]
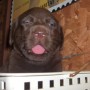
[0, 71, 90, 90]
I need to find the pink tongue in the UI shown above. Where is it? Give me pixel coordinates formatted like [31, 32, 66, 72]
[32, 45, 45, 54]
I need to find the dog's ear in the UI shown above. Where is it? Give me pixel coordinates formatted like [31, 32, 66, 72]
[9, 19, 18, 46]
[58, 25, 64, 49]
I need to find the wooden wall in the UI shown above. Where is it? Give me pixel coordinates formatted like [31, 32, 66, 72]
[53, 0, 90, 71]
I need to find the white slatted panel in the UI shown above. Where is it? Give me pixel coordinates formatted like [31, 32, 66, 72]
[0, 71, 90, 90]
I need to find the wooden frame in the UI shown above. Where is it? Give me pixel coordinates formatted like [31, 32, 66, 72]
[0, 0, 12, 66]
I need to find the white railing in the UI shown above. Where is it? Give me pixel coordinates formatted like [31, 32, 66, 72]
[0, 71, 90, 90]
[48, 0, 78, 12]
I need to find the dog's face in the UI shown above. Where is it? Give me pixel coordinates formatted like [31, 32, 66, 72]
[10, 7, 64, 65]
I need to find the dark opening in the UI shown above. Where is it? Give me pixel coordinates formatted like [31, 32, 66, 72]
[38, 81, 43, 89]
[69, 79, 73, 85]
[60, 79, 64, 86]
[24, 82, 30, 90]
[50, 80, 54, 88]
[85, 77, 88, 83]
[77, 78, 81, 84]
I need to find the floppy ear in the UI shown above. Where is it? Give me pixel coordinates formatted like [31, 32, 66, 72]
[9, 19, 18, 46]
[60, 27, 64, 48]
[58, 25, 64, 49]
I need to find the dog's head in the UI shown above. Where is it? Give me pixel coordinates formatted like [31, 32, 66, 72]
[10, 7, 64, 65]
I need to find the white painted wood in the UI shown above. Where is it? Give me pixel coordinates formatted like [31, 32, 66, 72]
[0, 71, 90, 90]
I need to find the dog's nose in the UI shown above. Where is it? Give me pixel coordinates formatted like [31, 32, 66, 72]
[34, 31, 46, 39]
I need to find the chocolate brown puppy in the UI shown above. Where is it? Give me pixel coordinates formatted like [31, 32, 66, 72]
[8, 7, 64, 72]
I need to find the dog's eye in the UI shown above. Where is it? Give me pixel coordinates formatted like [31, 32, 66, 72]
[21, 19, 30, 25]
[21, 16, 34, 25]
[25, 20, 30, 24]
[45, 18, 57, 28]
[49, 20, 56, 27]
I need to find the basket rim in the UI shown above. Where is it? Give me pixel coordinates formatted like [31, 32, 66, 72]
[0, 71, 90, 77]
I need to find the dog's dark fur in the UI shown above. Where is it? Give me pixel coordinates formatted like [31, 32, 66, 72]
[6, 7, 64, 72]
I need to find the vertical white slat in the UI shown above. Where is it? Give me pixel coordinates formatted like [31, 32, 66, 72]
[30, 80, 38, 90]
[0, 81, 2, 90]
[0, 81, 5, 90]
[6, 77, 24, 90]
